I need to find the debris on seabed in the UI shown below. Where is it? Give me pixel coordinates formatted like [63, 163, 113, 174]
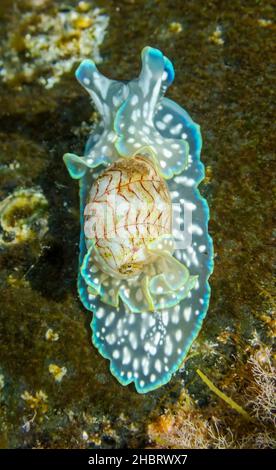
[48, 363, 67, 383]
[0, 1, 109, 88]
[82, 430, 89, 441]
[196, 369, 253, 422]
[209, 26, 224, 45]
[45, 328, 59, 342]
[168, 22, 183, 34]
[148, 349, 276, 449]
[21, 390, 48, 413]
[0, 374, 4, 391]
[0, 188, 48, 245]
[21, 390, 48, 432]
[257, 18, 273, 28]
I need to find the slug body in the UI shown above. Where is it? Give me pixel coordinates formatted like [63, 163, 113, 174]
[64, 47, 213, 393]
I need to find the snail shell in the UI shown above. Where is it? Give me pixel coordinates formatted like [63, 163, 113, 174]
[84, 155, 172, 278]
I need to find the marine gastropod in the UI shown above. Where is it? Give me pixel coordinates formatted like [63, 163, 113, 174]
[63, 47, 213, 393]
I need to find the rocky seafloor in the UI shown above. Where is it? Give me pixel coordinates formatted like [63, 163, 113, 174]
[0, 0, 275, 449]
